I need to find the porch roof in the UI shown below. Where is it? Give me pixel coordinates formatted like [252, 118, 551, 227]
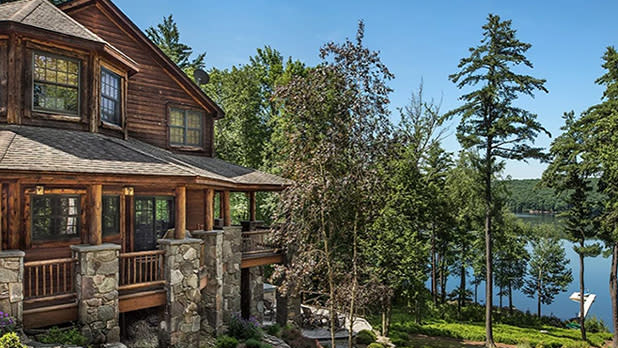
[0, 125, 291, 190]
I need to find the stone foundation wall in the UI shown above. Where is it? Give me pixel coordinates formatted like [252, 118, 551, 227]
[159, 238, 202, 348]
[71, 244, 120, 345]
[193, 230, 224, 334]
[249, 266, 264, 322]
[221, 226, 242, 326]
[0, 250, 24, 323]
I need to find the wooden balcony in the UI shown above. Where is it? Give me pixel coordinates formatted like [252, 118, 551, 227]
[241, 228, 283, 268]
[118, 250, 166, 313]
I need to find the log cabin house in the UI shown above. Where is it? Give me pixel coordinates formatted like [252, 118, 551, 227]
[0, 0, 289, 345]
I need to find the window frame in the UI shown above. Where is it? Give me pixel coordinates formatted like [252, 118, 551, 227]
[30, 194, 82, 243]
[31, 50, 81, 117]
[168, 106, 205, 149]
[100, 67, 122, 127]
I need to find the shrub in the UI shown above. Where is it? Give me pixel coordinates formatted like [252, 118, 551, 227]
[0, 332, 24, 348]
[355, 329, 377, 344]
[585, 315, 609, 333]
[245, 338, 262, 348]
[264, 323, 281, 337]
[0, 312, 16, 336]
[228, 314, 262, 340]
[561, 342, 590, 348]
[39, 326, 87, 346]
[367, 343, 384, 348]
[215, 335, 238, 348]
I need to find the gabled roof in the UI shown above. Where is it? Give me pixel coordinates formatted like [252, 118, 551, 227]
[0, 125, 291, 190]
[59, 0, 225, 119]
[0, 0, 138, 73]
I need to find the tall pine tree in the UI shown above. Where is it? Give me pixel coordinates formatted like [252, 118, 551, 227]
[447, 14, 548, 347]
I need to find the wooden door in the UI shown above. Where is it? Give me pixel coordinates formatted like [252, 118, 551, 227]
[134, 197, 174, 251]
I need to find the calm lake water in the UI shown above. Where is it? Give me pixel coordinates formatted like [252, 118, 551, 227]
[448, 213, 613, 329]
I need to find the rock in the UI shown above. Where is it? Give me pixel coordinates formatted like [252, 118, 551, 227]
[126, 319, 159, 348]
[263, 334, 291, 348]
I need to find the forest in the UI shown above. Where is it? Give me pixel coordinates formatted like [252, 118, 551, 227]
[147, 10, 618, 348]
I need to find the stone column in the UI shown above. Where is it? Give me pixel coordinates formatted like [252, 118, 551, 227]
[158, 238, 202, 348]
[249, 266, 264, 322]
[192, 230, 224, 335]
[71, 244, 120, 345]
[221, 226, 242, 327]
[0, 250, 24, 323]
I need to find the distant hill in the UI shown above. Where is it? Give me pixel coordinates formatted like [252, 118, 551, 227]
[502, 179, 604, 214]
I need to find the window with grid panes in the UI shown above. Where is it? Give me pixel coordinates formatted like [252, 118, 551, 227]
[100, 68, 121, 125]
[102, 195, 120, 237]
[31, 195, 80, 242]
[169, 107, 203, 147]
[33, 52, 79, 115]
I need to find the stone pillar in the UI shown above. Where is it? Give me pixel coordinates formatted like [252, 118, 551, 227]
[193, 230, 224, 335]
[71, 244, 120, 344]
[0, 250, 24, 323]
[158, 238, 202, 348]
[249, 266, 264, 322]
[221, 226, 242, 327]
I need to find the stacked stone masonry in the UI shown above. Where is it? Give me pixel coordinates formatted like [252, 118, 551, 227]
[0, 250, 24, 323]
[71, 244, 121, 345]
[159, 238, 202, 348]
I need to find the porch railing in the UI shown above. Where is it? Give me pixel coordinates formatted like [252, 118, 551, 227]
[24, 258, 77, 304]
[241, 229, 278, 256]
[119, 250, 165, 292]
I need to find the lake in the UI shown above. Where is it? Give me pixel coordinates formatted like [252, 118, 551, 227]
[449, 213, 614, 329]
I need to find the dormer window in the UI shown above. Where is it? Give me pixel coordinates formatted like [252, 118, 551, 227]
[33, 52, 80, 115]
[169, 107, 204, 148]
[100, 68, 122, 126]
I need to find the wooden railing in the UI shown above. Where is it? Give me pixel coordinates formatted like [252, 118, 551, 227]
[24, 258, 77, 303]
[242, 229, 278, 256]
[119, 250, 165, 292]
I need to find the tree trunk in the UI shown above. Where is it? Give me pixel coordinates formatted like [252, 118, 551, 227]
[499, 286, 503, 311]
[579, 245, 587, 341]
[610, 242, 618, 348]
[441, 264, 447, 304]
[348, 217, 358, 348]
[537, 272, 542, 318]
[431, 228, 438, 305]
[475, 279, 478, 304]
[484, 181, 495, 346]
[508, 281, 513, 315]
[459, 261, 466, 318]
[381, 299, 392, 337]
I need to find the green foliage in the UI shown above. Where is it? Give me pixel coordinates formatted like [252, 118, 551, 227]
[227, 315, 262, 340]
[264, 323, 281, 337]
[245, 338, 262, 348]
[38, 326, 87, 346]
[523, 238, 573, 317]
[0, 332, 24, 348]
[146, 15, 205, 77]
[215, 335, 238, 348]
[584, 315, 609, 333]
[366, 344, 385, 348]
[355, 329, 377, 344]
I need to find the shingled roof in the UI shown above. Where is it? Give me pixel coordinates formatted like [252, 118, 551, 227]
[0, 0, 137, 71]
[0, 125, 291, 189]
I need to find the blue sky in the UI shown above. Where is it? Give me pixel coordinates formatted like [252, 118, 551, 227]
[114, 0, 618, 179]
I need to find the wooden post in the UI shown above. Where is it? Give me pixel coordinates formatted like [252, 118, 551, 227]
[88, 184, 102, 245]
[7, 182, 20, 250]
[204, 189, 214, 231]
[0, 183, 3, 251]
[175, 186, 186, 239]
[248, 192, 256, 222]
[222, 191, 231, 227]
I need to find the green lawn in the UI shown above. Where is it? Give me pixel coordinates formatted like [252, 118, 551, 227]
[382, 309, 613, 348]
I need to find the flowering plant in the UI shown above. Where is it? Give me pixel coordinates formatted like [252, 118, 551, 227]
[228, 313, 262, 340]
[0, 311, 16, 335]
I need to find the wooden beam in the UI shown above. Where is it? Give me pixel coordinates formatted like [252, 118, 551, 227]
[87, 184, 102, 245]
[241, 253, 284, 268]
[175, 186, 186, 239]
[222, 190, 231, 227]
[204, 188, 214, 231]
[7, 182, 20, 250]
[248, 192, 256, 222]
[0, 183, 3, 251]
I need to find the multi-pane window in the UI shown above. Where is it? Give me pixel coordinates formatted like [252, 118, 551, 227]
[32, 195, 80, 242]
[33, 52, 79, 115]
[100, 68, 121, 125]
[102, 195, 120, 237]
[169, 108, 203, 147]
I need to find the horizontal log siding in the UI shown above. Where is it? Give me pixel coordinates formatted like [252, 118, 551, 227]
[67, 5, 215, 155]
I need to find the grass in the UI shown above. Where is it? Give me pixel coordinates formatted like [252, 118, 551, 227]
[382, 307, 613, 348]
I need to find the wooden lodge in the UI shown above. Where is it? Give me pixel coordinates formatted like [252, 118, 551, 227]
[0, 0, 290, 345]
